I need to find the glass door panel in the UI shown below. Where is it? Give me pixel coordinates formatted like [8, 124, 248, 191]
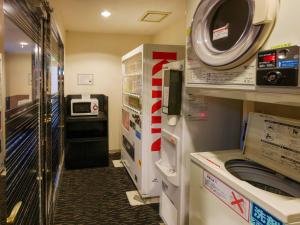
[4, 15, 41, 225]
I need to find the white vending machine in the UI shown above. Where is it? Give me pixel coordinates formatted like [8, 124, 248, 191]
[121, 44, 185, 198]
[156, 61, 243, 225]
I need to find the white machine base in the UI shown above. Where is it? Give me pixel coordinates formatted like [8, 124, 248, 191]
[126, 191, 159, 206]
[112, 160, 124, 168]
[160, 191, 178, 225]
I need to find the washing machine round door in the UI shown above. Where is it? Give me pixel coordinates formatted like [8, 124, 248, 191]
[191, 0, 278, 69]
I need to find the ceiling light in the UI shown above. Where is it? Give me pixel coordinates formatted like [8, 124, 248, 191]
[101, 10, 111, 18]
[19, 42, 28, 48]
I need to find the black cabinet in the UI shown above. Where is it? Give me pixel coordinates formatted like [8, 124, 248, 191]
[65, 95, 109, 169]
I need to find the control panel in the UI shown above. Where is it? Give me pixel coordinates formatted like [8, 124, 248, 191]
[256, 46, 300, 86]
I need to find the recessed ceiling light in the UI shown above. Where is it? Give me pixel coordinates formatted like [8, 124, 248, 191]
[101, 10, 111, 18]
[19, 42, 28, 48]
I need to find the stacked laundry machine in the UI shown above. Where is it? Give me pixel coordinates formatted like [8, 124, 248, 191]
[186, 0, 300, 92]
[190, 113, 300, 225]
[186, 0, 300, 225]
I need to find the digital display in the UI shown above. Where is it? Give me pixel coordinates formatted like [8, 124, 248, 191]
[262, 54, 276, 62]
[258, 51, 276, 68]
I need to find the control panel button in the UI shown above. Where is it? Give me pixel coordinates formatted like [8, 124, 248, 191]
[264, 71, 283, 84]
[92, 104, 98, 111]
[278, 49, 289, 59]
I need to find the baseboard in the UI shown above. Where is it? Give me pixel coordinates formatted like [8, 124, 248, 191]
[109, 149, 121, 154]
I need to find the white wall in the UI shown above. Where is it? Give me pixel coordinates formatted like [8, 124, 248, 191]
[152, 19, 186, 45]
[62, 5, 187, 152]
[65, 31, 152, 151]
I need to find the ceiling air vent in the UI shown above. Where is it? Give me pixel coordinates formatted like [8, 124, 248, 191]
[140, 11, 171, 23]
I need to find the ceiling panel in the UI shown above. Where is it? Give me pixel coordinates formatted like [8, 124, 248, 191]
[50, 0, 186, 35]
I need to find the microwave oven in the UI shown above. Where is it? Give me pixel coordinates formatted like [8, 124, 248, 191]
[71, 98, 99, 116]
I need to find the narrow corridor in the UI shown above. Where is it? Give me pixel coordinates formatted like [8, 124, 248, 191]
[54, 153, 162, 225]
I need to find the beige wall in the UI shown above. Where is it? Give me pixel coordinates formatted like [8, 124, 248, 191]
[63, 10, 187, 152]
[50, 0, 66, 44]
[5, 53, 32, 98]
[65, 31, 152, 151]
[152, 19, 186, 45]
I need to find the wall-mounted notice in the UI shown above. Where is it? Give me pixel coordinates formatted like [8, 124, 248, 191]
[183, 95, 208, 120]
[77, 74, 94, 85]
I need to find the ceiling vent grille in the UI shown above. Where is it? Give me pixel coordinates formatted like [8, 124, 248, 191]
[140, 11, 171, 23]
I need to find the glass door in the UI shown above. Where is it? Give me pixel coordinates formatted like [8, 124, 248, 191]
[1, 1, 63, 224]
[43, 18, 64, 224]
[3, 14, 42, 225]
[0, 4, 6, 224]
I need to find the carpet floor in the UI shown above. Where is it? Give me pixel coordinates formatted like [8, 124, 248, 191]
[54, 153, 162, 225]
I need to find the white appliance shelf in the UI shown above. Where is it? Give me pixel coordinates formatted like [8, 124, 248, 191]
[187, 87, 300, 107]
[123, 104, 141, 114]
[123, 92, 141, 98]
[123, 73, 142, 77]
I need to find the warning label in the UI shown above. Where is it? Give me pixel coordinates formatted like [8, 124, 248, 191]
[203, 170, 250, 222]
[213, 24, 229, 41]
[251, 202, 284, 225]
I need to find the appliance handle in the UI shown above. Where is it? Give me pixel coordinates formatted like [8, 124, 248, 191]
[253, 0, 277, 25]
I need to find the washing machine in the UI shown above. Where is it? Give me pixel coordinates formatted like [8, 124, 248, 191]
[189, 112, 300, 225]
[186, 0, 300, 90]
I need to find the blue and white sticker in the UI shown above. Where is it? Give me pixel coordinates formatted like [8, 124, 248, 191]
[278, 59, 299, 68]
[251, 202, 284, 225]
[135, 131, 141, 140]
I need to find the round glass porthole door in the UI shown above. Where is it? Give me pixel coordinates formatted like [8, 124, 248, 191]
[191, 0, 277, 69]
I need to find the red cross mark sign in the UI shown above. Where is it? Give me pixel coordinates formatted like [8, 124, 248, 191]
[231, 192, 244, 214]
[203, 171, 250, 222]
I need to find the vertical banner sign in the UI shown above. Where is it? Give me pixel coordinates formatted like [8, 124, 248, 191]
[151, 51, 177, 151]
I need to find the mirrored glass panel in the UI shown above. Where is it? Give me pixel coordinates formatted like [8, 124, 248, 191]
[3, 14, 41, 224]
[50, 57, 59, 95]
[0, 40, 2, 163]
[4, 16, 38, 111]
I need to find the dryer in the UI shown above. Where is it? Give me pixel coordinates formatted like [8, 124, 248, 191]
[186, 0, 300, 90]
[189, 112, 300, 225]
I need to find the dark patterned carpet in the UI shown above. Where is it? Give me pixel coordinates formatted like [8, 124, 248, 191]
[54, 153, 162, 225]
